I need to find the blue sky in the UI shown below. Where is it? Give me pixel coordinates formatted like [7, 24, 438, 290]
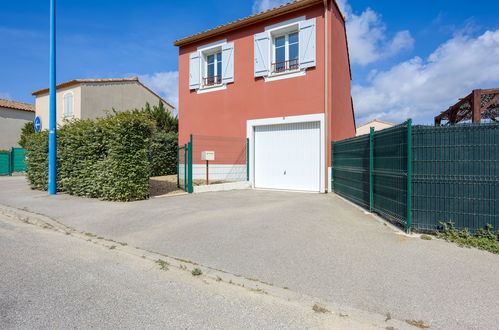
[1, 0, 498, 124]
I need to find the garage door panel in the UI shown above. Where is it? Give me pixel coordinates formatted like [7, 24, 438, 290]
[254, 121, 320, 192]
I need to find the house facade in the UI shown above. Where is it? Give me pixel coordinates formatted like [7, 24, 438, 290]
[32, 77, 174, 130]
[356, 119, 395, 136]
[0, 99, 35, 149]
[175, 0, 355, 192]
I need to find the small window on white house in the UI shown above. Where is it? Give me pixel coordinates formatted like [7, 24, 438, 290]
[272, 32, 299, 74]
[63, 91, 73, 117]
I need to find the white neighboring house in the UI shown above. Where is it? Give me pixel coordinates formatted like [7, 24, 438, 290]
[32, 77, 175, 130]
[356, 119, 396, 136]
[0, 99, 35, 149]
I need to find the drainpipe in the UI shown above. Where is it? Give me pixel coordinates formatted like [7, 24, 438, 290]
[323, 0, 329, 192]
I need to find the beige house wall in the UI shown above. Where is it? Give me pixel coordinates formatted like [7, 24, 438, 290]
[34, 81, 173, 130]
[0, 107, 35, 149]
[35, 85, 82, 130]
[356, 121, 395, 136]
[80, 81, 172, 120]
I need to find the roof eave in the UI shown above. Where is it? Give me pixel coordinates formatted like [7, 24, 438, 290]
[173, 0, 335, 47]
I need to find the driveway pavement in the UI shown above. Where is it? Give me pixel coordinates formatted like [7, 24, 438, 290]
[1, 176, 498, 329]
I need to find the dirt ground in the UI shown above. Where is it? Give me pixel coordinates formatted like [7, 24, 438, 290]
[149, 175, 184, 197]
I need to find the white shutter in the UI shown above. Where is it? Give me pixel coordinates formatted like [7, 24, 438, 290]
[189, 52, 201, 90]
[222, 42, 234, 84]
[299, 18, 316, 69]
[254, 32, 270, 77]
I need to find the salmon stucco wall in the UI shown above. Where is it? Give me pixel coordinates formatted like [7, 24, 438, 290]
[178, 3, 327, 146]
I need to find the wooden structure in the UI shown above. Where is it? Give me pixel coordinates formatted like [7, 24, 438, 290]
[434, 88, 499, 125]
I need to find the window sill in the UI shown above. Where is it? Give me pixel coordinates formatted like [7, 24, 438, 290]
[197, 84, 227, 94]
[264, 69, 306, 82]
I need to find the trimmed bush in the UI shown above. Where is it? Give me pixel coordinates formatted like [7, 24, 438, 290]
[19, 121, 36, 148]
[25, 111, 154, 201]
[149, 131, 178, 177]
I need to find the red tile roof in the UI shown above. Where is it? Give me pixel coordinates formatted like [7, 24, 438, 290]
[0, 99, 35, 112]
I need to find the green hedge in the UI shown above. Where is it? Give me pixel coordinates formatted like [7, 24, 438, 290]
[25, 112, 154, 201]
[149, 131, 178, 177]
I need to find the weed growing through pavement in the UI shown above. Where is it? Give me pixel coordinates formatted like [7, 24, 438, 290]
[109, 245, 117, 250]
[156, 259, 169, 270]
[312, 304, 330, 313]
[420, 235, 432, 240]
[191, 268, 202, 276]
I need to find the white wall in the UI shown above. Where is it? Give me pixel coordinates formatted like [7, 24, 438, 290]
[35, 85, 82, 130]
[356, 121, 395, 136]
[0, 107, 35, 149]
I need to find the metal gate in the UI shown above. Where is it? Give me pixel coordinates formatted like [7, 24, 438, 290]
[177, 143, 192, 193]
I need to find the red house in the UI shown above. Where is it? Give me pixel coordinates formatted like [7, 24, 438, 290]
[174, 0, 355, 193]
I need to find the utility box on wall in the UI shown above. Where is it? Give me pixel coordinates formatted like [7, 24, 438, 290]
[201, 151, 215, 161]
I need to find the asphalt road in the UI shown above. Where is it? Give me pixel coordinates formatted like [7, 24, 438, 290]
[0, 213, 408, 330]
[1, 176, 498, 329]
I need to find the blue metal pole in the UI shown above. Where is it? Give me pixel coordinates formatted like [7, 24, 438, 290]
[48, 0, 57, 195]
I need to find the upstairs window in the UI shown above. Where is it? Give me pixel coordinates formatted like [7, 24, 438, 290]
[272, 32, 299, 74]
[63, 91, 73, 117]
[254, 17, 316, 80]
[204, 51, 222, 87]
[189, 40, 234, 92]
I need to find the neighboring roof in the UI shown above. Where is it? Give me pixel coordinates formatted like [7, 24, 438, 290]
[174, 0, 345, 47]
[31, 77, 175, 109]
[0, 99, 35, 112]
[357, 119, 395, 128]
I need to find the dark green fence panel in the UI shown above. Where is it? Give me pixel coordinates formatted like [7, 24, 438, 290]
[331, 134, 370, 208]
[412, 123, 498, 233]
[372, 123, 409, 226]
[11, 148, 27, 172]
[0, 152, 11, 176]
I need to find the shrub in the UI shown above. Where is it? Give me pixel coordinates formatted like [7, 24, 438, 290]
[148, 131, 178, 177]
[25, 111, 154, 201]
[437, 222, 499, 254]
[19, 121, 35, 148]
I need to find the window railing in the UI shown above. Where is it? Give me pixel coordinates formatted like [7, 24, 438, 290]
[203, 75, 222, 87]
[271, 58, 299, 74]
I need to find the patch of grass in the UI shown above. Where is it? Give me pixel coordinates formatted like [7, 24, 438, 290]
[420, 234, 432, 240]
[84, 232, 96, 237]
[283, 286, 289, 290]
[386, 327, 398, 330]
[156, 259, 169, 270]
[118, 241, 127, 246]
[191, 268, 202, 276]
[109, 245, 117, 250]
[312, 304, 330, 313]
[405, 320, 430, 329]
[216, 276, 222, 282]
[437, 222, 498, 254]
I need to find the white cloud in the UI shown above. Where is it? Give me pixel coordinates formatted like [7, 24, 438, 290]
[139, 71, 178, 109]
[252, 0, 289, 14]
[340, 1, 414, 65]
[352, 30, 499, 124]
[0, 92, 12, 100]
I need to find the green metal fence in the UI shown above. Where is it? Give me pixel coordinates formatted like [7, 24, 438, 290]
[177, 143, 192, 193]
[332, 121, 410, 228]
[0, 148, 27, 176]
[332, 121, 498, 233]
[412, 123, 498, 233]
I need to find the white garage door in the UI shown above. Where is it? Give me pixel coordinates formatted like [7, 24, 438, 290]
[254, 121, 321, 192]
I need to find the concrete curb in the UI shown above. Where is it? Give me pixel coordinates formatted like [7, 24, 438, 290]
[0, 203, 416, 329]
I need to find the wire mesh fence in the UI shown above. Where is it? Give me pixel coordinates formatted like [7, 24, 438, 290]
[191, 135, 248, 185]
[412, 123, 498, 233]
[332, 121, 498, 233]
[332, 122, 409, 227]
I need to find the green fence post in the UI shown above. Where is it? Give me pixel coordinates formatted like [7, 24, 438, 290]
[246, 138, 250, 181]
[177, 146, 180, 188]
[187, 134, 193, 193]
[184, 145, 187, 191]
[369, 127, 374, 212]
[406, 119, 413, 233]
